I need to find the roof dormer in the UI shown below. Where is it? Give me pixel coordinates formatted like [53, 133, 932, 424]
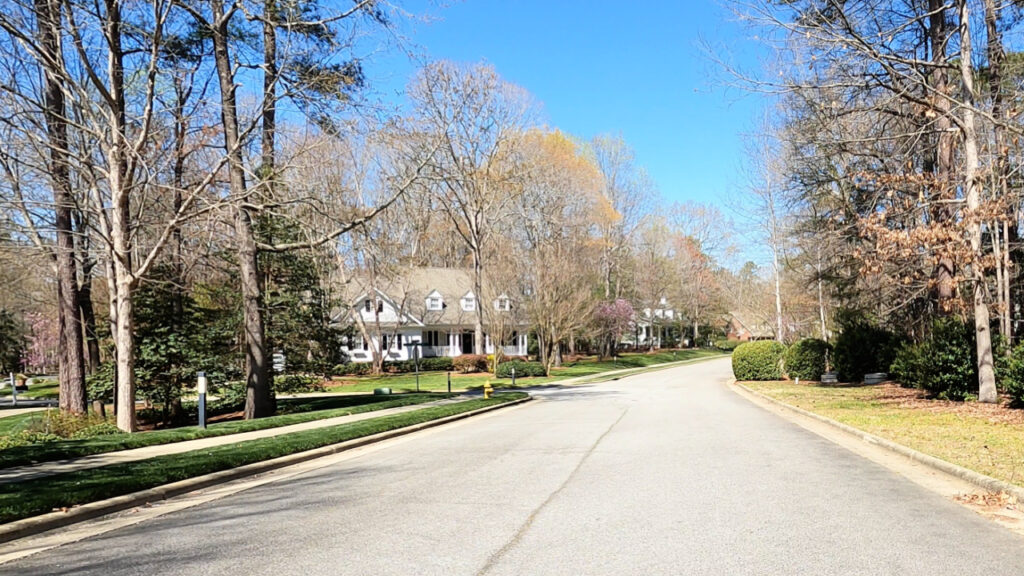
[426, 290, 444, 311]
[494, 294, 511, 311]
[461, 291, 476, 312]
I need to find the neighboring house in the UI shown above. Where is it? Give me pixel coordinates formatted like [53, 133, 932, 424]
[725, 310, 775, 341]
[337, 268, 529, 363]
[625, 299, 676, 348]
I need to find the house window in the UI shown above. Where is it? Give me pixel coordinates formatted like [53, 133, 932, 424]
[377, 300, 384, 314]
[427, 296, 443, 311]
[363, 299, 372, 312]
[494, 297, 511, 311]
[462, 296, 476, 311]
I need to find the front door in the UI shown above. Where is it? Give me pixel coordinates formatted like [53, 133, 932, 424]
[461, 331, 474, 354]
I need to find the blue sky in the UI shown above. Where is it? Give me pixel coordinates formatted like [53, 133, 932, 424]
[365, 0, 770, 210]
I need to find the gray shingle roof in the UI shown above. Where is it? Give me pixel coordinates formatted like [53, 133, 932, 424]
[341, 268, 521, 327]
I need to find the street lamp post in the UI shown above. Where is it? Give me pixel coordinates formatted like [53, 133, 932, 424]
[405, 342, 424, 393]
[197, 372, 208, 429]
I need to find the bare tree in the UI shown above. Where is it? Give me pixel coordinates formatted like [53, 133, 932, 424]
[410, 61, 533, 355]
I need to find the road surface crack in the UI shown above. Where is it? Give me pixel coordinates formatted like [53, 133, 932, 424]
[474, 406, 630, 575]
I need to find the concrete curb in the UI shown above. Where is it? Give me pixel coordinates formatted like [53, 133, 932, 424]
[729, 380, 1024, 503]
[0, 395, 532, 545]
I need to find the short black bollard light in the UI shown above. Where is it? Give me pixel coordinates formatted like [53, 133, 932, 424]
[447, 371, 451, 394]
[197, 371, 208, 429]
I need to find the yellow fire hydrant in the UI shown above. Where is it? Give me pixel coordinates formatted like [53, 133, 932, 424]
[483, 380, 493, 399]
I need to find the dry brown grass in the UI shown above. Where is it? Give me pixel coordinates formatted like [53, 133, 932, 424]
[744, 380, 1024, 488]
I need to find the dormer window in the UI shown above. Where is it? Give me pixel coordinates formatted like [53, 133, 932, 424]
[426, 290, 444, 311]
[494, 295, 511, 311]
[461, 292, 476, 312]
[363, 299, 372, 312]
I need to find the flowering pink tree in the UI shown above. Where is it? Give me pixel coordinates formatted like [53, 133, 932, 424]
[593, 299, 634, 358]
[24, 312, 60, 374]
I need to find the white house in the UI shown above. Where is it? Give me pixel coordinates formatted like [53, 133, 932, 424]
[337, 268, 529, 363]
[628, 298, 676, 348]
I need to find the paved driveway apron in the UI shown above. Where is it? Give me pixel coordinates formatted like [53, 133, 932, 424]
[6, 357, 1024, 575]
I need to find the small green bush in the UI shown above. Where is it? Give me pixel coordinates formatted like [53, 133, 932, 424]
[418, 357, 454, 372]
[24, 410, 122, 440]
[732, 340, 787, 381]
[0, 431, 63, 450]
[273, 374, 325, 394]
[1002, 343, 1024, 407]
[714, 339, 742, 352]
[889, 318, 976, 401]
[496, 360, 547, 378]
[333, 362, 372, 376]
[453, 354, 488, 374]
[832, 310, 901, 382]
[209, 380, 248, 412]
[783, 339, 832, 381]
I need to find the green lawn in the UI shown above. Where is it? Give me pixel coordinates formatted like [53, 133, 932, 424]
[7, 378, 60, 400]
[0, 392, 526, 524]
[329, 349, 726, 393]
[0, 393, 451, 470]
[0, 413, 41, 436]
[743, 380, 1024, 489]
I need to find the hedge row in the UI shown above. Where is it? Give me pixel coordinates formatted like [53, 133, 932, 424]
[714, 339, 742, 352]
[495, 360, 547, 378]
[333, 356, 457, 376]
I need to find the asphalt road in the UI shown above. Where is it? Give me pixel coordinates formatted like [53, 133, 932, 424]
[7, 357, 1024, 575]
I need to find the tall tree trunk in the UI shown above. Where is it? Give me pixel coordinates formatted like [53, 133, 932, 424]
[78, 268, 101, 373]
[984, 0, 1012, 346]
[103, 0, 140, 432]
[210, 0, 273, 418]
[111, 205, 136, 431]
[930, 0, 956, 309]
[171, 77, 188, 321]
[472, 245, 485, 355]
[73, 210, 101, 374]
[772, 242, 784, 342]
[36, 0, 86, 413]
[993, 219, 1007, 340]
[817, 244, 827, 341]
[262, 0, 277, 182]
[1003, 220, 1012, 344]
[958, 0, 997, 403]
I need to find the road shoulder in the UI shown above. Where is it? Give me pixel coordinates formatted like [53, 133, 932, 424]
[727, 379, 1024, 537]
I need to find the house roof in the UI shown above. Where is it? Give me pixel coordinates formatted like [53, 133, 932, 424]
[726, 309, 775, 339]
[341, 268, 521, 327]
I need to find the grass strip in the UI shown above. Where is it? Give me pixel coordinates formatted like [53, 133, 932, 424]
[0, 393, 450, 470]
[0, 392, 525, 524]
[743, 381, 1024, 489]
